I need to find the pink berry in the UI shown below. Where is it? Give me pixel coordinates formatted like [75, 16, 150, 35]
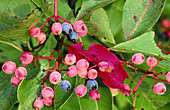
[119, 84, 131, 96]
[2, 61, 16, 74]
[166, 72, 170, 82]
[65, 54, 76, 65]
[166, 30, 170, 38]
[76, 59, 89, 71]
[153, 83, 166, 95]
[73, 21, 85, 32]
[132, 53, 145, 64]
[98, 61, 113, 73]
[89, 90, 100, 101]
[78, 26, 88, 37]
[29, 27, 40, 37]
[15, 67, 27, 79]
[20, 52, 33, 65]
[49, 71, 61, 84]
[36, 32, 46, 44]
[162, 19, 170, 29]
[34, 98, 44, 109]
[77, 69, 87, 78]
[88, 69, 98, 79]
[67, 65, 78, 77]
[11, 76, 21, 86]
[51, 23, 62, 35]
[146, 56, 157, 67]
[43, 98, 53, 106]
[75, 85, 87, 97]
[42, 87, 54, 99]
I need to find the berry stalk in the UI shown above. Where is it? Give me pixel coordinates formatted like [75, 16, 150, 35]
[40, 15, 54, 30]
[54, 0, 58, 21]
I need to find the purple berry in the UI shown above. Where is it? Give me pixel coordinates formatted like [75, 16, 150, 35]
[60, 80, 71, 92]
[11, 76, 21, 86]
[2, 61, 16, 74]
[15, 67, 27, 79]
[166, 72, 170, 82]
[20, 52, 33, 65]
[43, 98, 53, 106]
[77, 25, 88, 37]
[76, 59, 89, 71]
[29, 27, 40, 37]
[146, 56, 157, 67]
[68, 30, 78, 42]
[98, 61, 113, 73]
[42, 87, 54, 99]
[89, 90, 100, 101]
[77, 69, 87, 78]
[75, 85, 87, 97]
[87, 79, 98, 90]
[51, 23, 62, 35]
[153, 83, 166, 95]
[65, 54, 76, 65]
[36, 32, 46, 44]
[34, 98, 44, 109]
[49, 71, 61, 85]
[132, 53, 145, 64]
[67, 65, 78, 77]
[119, 84, 131, 96]
[88, 69, 98, 79]
[62, 23, 73, 35]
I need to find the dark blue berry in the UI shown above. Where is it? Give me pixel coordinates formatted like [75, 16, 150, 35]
[87, 79, 98, 90]
[60, 80, 71, 92]
[62, 23, 73, 35]
[68, 30, 78, 42]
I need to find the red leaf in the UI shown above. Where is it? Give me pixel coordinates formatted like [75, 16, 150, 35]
[68, 43, 129, 90]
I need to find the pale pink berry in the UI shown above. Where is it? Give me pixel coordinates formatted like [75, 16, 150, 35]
[20, 52, 33, 65]
[43, 98, 53, 106]
[11, 76, 21, 86]
[166, 72, 170, 82]
[36, 32, 46, 44]
[75, 85, 87, 97]
[29, 27, 40, 37]
[78, 26, 88, 37]
[73, 21, 85, 32]
[77, 69, 87, 78]
[67, 65, 78, 77]
[132, 53, 145, 64]
[34, 98, 44, 109]
[65, 54, 76, 65]
[15, 67, 27, 79]
[98, 61, 113, 73]
[89, 90, 100, 101]
[119, 84, 131, 96]
[88, 69, 98, 79]
[146, 56, 157, 67]
[76, 59, 89, 71]
[153, 83, 166, 95]
[42, 87, 54, 99]
[51, 23, 62, 35]
[2, 61, 16, 74]
[49, 71, 61, 84]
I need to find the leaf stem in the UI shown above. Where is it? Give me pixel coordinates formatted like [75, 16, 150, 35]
[133, 73, 147, 92]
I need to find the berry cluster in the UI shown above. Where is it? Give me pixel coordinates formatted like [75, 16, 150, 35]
[159, 19, 170, 41]
[29, 20, 87, 44]
[131, 53, 169, 95]
[2, 52, 33, 86]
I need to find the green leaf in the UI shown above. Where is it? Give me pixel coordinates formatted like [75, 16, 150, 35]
[83, 8, 115, 44]
[125, 69, 170, 110]
[111, 32, 170, 61]
[0, 13, 40, 43]
[75, 0, 115, 21]
[123, 0, 166, 40]
[0, 71, 18, 110]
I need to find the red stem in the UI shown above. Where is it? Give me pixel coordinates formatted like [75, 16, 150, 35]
[54, 0, 58, 21]
[44, 66, 56, 80]
[149, 75, 170, 84]
[156, 42, 170, 55]
[153, 67, 157, 84]
[35, 56, 58, 60]
[133, 93, 137, 110]
[133, 74, 147, 92]
[58, 16, 69, 22]
[40, 15, 54, 29]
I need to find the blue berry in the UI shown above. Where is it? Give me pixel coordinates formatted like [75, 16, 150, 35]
[60, 80, 71, 92]
[62, 23, 73, 35]
[87, 79, 98, 90]
[68, 30, 78, 42]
